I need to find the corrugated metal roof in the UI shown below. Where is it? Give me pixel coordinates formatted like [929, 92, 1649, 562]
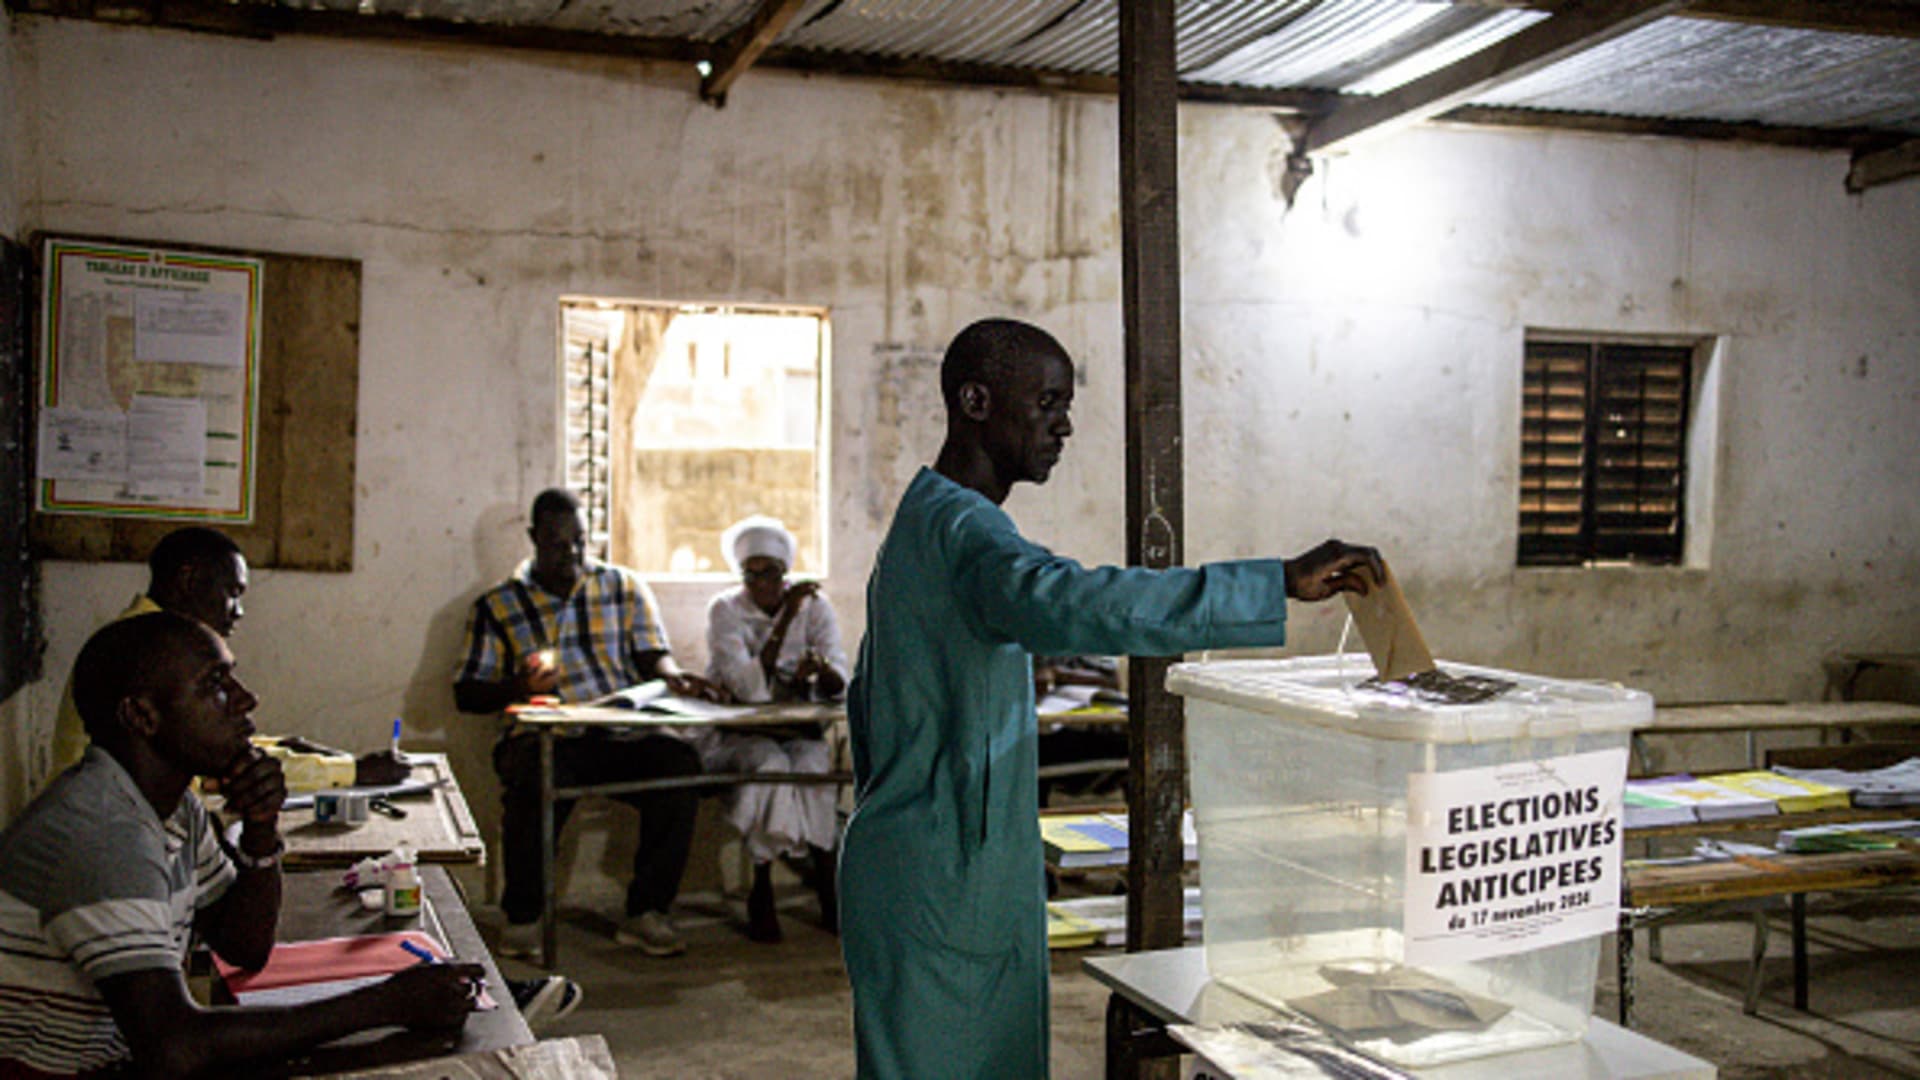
[207, 0, 1920, 138]
[1473, 20, 1920, 133]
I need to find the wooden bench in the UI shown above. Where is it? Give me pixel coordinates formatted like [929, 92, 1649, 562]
[1635, 701, 1920, 773]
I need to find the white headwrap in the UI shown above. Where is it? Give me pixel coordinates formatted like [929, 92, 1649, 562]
[721, 515, 798, 576]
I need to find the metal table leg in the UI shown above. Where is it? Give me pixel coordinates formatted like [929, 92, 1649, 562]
[1742, 906, 1769, 1014]
[540, 727, 558, 971]
[1105, 992, 1183, 1080]
[1791, 892, 1808, 1011]
[1617, 910, 1635, 1027]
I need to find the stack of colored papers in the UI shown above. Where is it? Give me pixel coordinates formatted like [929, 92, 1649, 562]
[1707, 770, 1851, 813]
[1776, 819, 1920, 853]
[1776, 758, 1920, 807]
[1623, 783, 1698, 828]
[1040, 811, 1195, 869]
[1624, 775, 1779, 823]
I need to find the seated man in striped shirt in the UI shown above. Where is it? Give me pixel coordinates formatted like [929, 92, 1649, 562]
[455, 488, 727, 961]
[0, 612, 481, 1079]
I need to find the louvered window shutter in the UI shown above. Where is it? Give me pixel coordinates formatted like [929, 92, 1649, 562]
[563, 312, 613, 561]
[1520, 341, 1688, 566]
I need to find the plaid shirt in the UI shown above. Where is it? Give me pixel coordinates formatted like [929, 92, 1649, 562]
[457, 558, 670, 705]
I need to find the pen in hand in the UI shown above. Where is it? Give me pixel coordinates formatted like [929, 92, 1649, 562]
[399, 939, 442, 965]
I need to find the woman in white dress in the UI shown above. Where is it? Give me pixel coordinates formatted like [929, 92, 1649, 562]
[703, 515, 846, 942]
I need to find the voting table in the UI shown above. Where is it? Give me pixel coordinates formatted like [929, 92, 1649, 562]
[1087, 946, 1714, 1080]
[263, 865, 533, 1076]
[268, 752, 487, 869]
[508, 700, 849, 968]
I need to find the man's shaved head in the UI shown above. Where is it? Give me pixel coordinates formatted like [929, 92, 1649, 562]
[940, 319, 1071, 413]
[72, 611, 219, 743]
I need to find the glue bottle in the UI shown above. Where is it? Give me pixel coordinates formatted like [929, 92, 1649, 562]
[385, 846, 422, 917]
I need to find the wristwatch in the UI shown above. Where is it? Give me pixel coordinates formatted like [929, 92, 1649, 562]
[230, 835, 286, 871]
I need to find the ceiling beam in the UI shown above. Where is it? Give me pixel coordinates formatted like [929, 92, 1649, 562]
[700, 0, 809, 106]
[1302, 0, 1690, 156]
[1456, 0, 1920, 39]
[1437, 104, 1899, 151]
[754, 45, 1341, 112]
[6, 2, 1341, 114]
[8, 0, 707, 63]
[1685, 0, 1920, 38]
[1848, 138, 1920, 191]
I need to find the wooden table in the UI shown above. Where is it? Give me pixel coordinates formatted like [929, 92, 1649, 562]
[510, 701, 849, 968]
[267, 753, 486, 869]
[1086, 946, 1715, 1079]
[268, 865, 533, 1076]
[1619, 845, 1920, 1024]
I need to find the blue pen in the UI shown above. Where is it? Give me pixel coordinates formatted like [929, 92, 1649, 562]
[390, 718, 405, 763]
[398, 939, 441, 965]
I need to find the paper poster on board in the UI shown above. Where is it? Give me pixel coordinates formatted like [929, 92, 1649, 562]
[36, 239, 262, 523]
[1402, 748, 1626, 966]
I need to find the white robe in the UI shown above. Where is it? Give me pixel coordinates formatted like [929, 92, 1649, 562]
[701, 587, 848, 861]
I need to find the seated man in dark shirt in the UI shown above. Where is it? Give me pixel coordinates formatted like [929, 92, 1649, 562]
[0, 612, 481, 1078]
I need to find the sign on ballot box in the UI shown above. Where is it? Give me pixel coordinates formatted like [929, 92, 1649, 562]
[1403, 747, 1626, 966]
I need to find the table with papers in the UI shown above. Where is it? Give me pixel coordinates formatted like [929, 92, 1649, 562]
[507, 698, 850, 968]
[229, 752, 487, 869]
[247, 865, 533, 1076]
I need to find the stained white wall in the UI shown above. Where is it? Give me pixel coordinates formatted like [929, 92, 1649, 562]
[4, 18, 1916, 847]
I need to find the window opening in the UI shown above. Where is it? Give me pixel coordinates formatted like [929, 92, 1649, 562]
[1519, 338, 1690, 566]
[560, 300, 827, 577]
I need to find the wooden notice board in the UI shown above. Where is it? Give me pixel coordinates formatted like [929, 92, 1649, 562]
[29, 234, 359, 572]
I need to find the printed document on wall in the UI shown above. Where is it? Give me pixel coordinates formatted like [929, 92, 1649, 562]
[36, 239, 262, 522]
[1402, 748, 1626, 966]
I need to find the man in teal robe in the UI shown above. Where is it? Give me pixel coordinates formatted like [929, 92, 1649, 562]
[841, 319, 1384, 1077]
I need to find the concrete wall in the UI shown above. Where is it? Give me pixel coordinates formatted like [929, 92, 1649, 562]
[5, 19, 1916, 857]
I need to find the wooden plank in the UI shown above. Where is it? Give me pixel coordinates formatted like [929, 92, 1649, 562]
[1437, 105, 1897, 151]
[1628, 849, 1920, 907]
[11, 0, 705, 63]
[1651, 0, 1920, 39]
[1454, 0, 1920, 39]
[1646, 701, 1920, 732]
[1303, 0, 1688, 156]
[1848, 138, 1920, 192]
[1119, 0, 1188, 958]
[700, 0, 809, 105]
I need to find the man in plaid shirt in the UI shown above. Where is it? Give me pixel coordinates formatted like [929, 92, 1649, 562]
[457, 488, 726, 959]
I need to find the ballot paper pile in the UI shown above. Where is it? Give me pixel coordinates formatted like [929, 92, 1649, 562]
[1171, 1017, 1414, 1080]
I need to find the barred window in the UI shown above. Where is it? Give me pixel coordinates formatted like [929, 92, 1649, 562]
[561, 300, 828, 576]
[1519, 339, 1690, 566]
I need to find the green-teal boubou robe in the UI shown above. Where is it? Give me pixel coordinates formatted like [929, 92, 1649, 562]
[841, 468, 1295, 1078]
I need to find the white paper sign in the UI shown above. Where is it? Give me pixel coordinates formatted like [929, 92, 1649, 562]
[134, 289, 248, 368]
[37, 406, 129, 482]
[127, 394, 208, 499]
[1403, 747, 1626, 965]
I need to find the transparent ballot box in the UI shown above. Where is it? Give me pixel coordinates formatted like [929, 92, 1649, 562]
[1170, 656, 1650, 1068]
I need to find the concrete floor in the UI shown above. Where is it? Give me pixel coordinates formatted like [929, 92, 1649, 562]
[483, 884, 1920, 1079]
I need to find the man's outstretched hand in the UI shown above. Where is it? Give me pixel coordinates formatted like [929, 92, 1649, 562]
[1284, 540, 1386, 602]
